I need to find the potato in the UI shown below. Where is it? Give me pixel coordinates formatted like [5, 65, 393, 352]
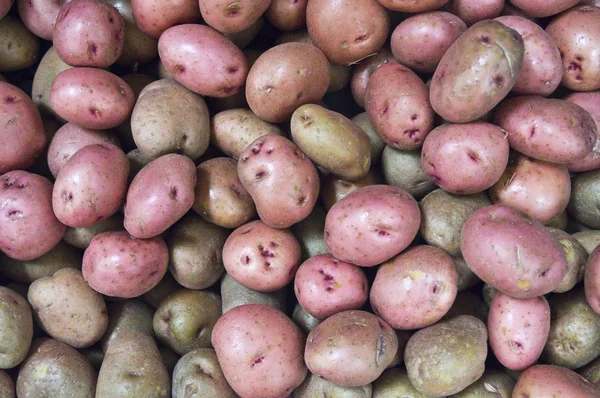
[321, 171, 380, 211]
[130, 78, 210, 160]
[564, 91, 600, 172]
[221, 273, 287, 314]
[100, 299, 155, 352]
[82, 230, 169, 298]
[294, 373, 372, 397]
[381, 146, 437, 200]
[391, 11, 466, 74]
[549, 228, 587, 294]
[586, 245, 600, 315]
[225, 16, 264, 49]
[0, 370, 14, 398]
[377, 0, 448, 12]
[371, 245, 458, 330]
[199, 0, 270, 34]
[580, 356, 600, 390]
[461, 204, 568, 298]
[350, 49, 397, 109]
[0, 82, 46, 173]
[511, 0, 580, 17]
[0, 287, 32, 369]
[0, 171, 66, 261]
[28, 268, 107, 348]
[266, 0, 307, 31]
[17, 0, 61, 40]
[172, 348, 236, 398]
[0, 16, 39, 72]
[124, 153, 196, 238]
[52, 143, 129, 228]
[246, 43, 329, 123]
[305, 310, 397, 387]
[291, 104, 371, 180]
[365, 62, 434, 150]
[31, 47, 71, 119]
[238, 134, 320, 229]
[372, 367, 431, 398]
[158, 24, 248, 98]
[142, 271, 182, 309]
[212, 304, 307, 398]
[292, 302, 321, 334]
[159, 347, 180, 376]
[131, 0, 201, 39]
[289, 205, 329, 261]
[325, 185, 421, 267]
[0, 0, 13, 18]
[62, 212, 123, 250]
[442, 288, 488, 323]
[449, 369, 515, 397]
[445, 0, 504, 25]
[16, 338, 96, 398]
[49, 67, 135, 129]
[193, 157, 256, 229]
[351, 112, 386, 164]
[96, 330, 170, 398]
[430, 20, 524, 123]
[574, 230, 600, 256]
[513, 364, 599, 397]
[168, 212, 229, 290]
[568, 169, 600, 229]
[153, 289, 221, 355]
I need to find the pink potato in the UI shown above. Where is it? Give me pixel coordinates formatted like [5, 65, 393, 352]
[0, 82, 46, 174]
[461, 204, 568, 298]
[124, 153, 196, 239]
[585, 245, 600, 315]
[237, 134, 320, 229]
[391, 11, 466, 74]
[17, 0, 64, 40]
[52, 0, 124, 67]
[513, 365, 600, 397]
[365, 63, 434, 150]
[0, 0, 13, 19]
[488, 292, 551, 371]
[82, 230, 169, 298]
[421, 122, 510, 195]
[0, 171, 66, 261]
[511, 0, 581, 18]
[49, 67, 135, 129]
[158, 24, 248, 98]
[52, 144, 129, 228]
[324, 184, 421, 267]
[445, 0, 504, 25]
[370, 245, 458, 330]
[265, 0, 307, 31]
[494, 96, 597, 164]
[294, 254, 368, 320]
[199, 0, 271, 34]
[211, 304, 307, 398]
[495, 15, 562, 96]
[376, 0, 448, 12]
[223, 220, 302, 292]
[350, 48, 397, 109]
[131, 0, 201, 39]
[564, 91, 600, 172]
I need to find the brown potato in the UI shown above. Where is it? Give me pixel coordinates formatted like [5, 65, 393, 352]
[321, 171, 380, 211]
[31, 46, 71, 119]
[568, 170, 600, 229]
[289, 205, 329, 261]
[0, 370, 14, 398]
[225, 16, 264, 49]
[220, 273, 287, 314]
[141, 271, 182, 309]
[172, 348, 236, 398]
[62, 212, 124, 250]
[100, 299, 156, 352]
[294, 373, 372, 397]
[351, 112, 386, 164]
[0, 16, 39, 72]
[381, 145, 437, 200]
[0, 287, 33, 369]
[573, 230, 600, 256]
[372, 367, 430, 398]
[450, 369, 515, 397]
[548, 228, 587, 293]
[292, 302, 322, 335]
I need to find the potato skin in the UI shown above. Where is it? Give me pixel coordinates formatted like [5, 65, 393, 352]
[569, 170, 600, 229]
[586, 245, 600, 315]
[199, 0, 271, 34]
[0, 16, 40, 72]
[294, 373, 372, 397]
[172, 348, 236, 398]
[220, 273, 287, 314]
[564, 91, 600, 172]
[381, 146, 436, 200]
[0, 0, 13, 19]
[0, 370, 14, 398]
[350, 48, 397, 109]
[131, 0, 200, 39]
[0, 287, 32, 369]
[212, 304, 307, 398]
[549, 228, 587, 294]
[376, 0, 448, 12]
[31, 46, 72, 119]
[461, 204, 568, 298]
[430, 20, 524, 123]
[513, 364, 599, 397]
[266, 0, 307, 31]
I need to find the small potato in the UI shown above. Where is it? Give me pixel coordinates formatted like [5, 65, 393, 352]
[212, 304, 307, 398]
[237, 134, 320, 229]
[0, 16, 40, 72]
[564, 91, 600, 172]
[321, 171, 380, 211]
[365, 62, 434, 150]
[430, 20, 524, 123]
[291, 104, 371, 180]
[0, 287, 32, 369]
[17, 0, 62, 40]
[124, 153, 196, 239]
[52, 144, 129, 228]
[221, 273, 287, 314]
[0, 171, 66, 261]
[31, 47, 71, 119]
[62, 212, 124, 250]
[172, 348, 236, 398]
[83, 230, 168, 298]
[49, 67, 135, 129]
[513, 364, 599, 397]
[199, 0, 271, 34]
[352, 112, 386, 164]
[586, 245, 600, 315]
[100, 299, 155, 352]
[131, 0, 201, 39]
[28, 268, 108, 348]
[305, 310, 398, 387]
[381, 146, 437, 200]
[549, 228, 587, 294]
[266, 0, 307, 31]
[16, 338, 97, 398]
[371, 245, 458, 330]
[153, 289, 221, 355]
[377, 0, 449, 12]
[225, 16, 264, 49]
[568, 169, 600, 229]
[391, 11, 466, 74]
[158, 24, 248, 98]
[246, 42, 329, 123]
[454, 256, 482, 291]
[0, 370, 14, 398]
[96, 330, 170, 398]
[294, 373, 372, 397]
[325, 185, 421, 267]
[580, 356, 600, 390]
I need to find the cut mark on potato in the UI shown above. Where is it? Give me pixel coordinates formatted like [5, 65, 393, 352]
[249, 354, 265, 368]
[169, 186, 178, 200]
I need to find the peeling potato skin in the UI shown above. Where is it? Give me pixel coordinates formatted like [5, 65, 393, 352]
[199, 0, 271, 35]
[513, 364, 599, 397]
[172, 348, 236, 398]
[304, 310, 398, 387]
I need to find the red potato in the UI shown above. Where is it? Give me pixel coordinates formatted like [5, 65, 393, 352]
[391, 11, 466, 74]
[445, 0, 504, 25]
[52, 144, 129, 228]
[124, 154, 196, 239]
[585, 245, 600, 315]
[0, 171, 66, 261]
[17, 0, 64, 40]
[223, 220, 301, 292]
[510, 0, 581, 17]
[82, 230, 169, 298]
[488, 292, 551, 371]
[564, 91, 600, 172]
[365, 63, 434, 150]
[350, 48, 397, 109]
[211, 304, 307, 398]
[294, 254, 368, 320]
[158, 24, 248, 98]
[131, 0, 201, 38]
[237, 134, 320, 229]
[52, 0, 124, 67]
[376, 0, 449, 12]
[199, 0, 271, 34]
[0, 0, 13, 18]
[324, 185, 421, 267]
[513, 365, 600, 397]
[370, 245, 458, 330]
[49, 67, 135, 130]
[0, 82, 46, 174]
[421, 122, 510, 195]
[265, 0, 307, 31]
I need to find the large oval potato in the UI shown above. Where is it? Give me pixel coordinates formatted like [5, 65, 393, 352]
[0, 287, 32, 369]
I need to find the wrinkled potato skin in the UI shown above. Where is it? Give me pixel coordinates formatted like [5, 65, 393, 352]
[28, 268, 108, 348]
[0, 16, 40, 72]
[513, 364, 599, 397]
[549, 228, 587, 293]
[381, 146, 437, 200]
[131, 0, 201, 38]
[31, 47, 71, 119]
[568, 169, 600, 229]
[220, 273, 287, 314]
[585, 245, 600, 315]
[199, 0, 271, 34]
[430, 20, 525, 123]
[172, 348, 236, 398]
[62, 212, 123, 250]
[377, 0, 448, 12]
[16, 338, 97, 398]
[266, 0, 307, 31]
[450, 369, 515, 397]
[294, 373, 372, 397]
[564, 91, 600, 173]
[0, 287, 32, 369]
[404, 315, 488, 396]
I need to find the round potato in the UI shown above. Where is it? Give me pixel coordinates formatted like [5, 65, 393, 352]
[372, 367, 431, 398]
[199, 0, 271, 35]
[0, 370, 14, 398]
[0, 16, 40, 72]
[289, 205, 329, 261]
[172, 348, 236, 398]
[510, 0, 579, 17]
[351, 112, 386, 164]
[445, 0, 504, 25]
[350, 49, 397, 109]
[0, 0, 13, 18]
[513, 364, 599, 397]
[0, 287, 32, 369]
[266, 0, 307, 31]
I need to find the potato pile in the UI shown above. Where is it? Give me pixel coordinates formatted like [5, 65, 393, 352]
[3, 0, 600, 397]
